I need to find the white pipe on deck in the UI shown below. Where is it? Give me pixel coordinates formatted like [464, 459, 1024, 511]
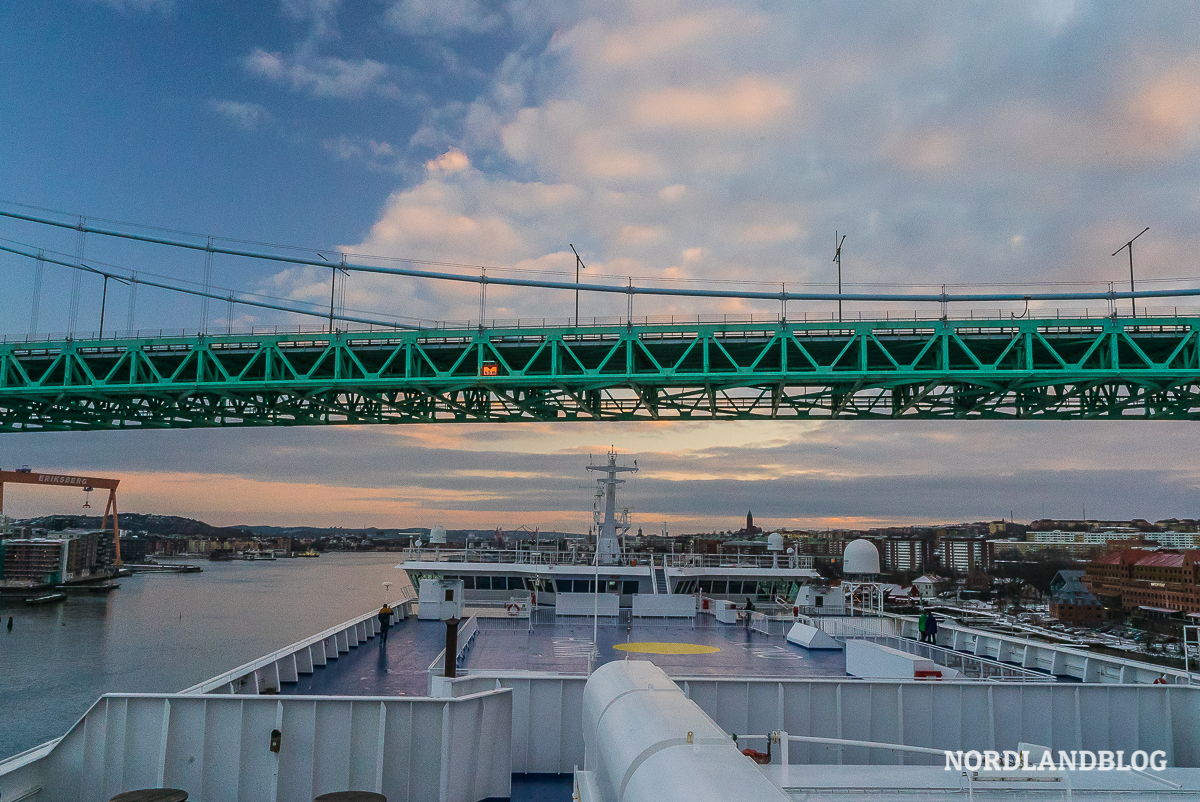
[580, 660, 789, 802]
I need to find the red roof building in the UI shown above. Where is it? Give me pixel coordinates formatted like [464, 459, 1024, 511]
[1083, 549, 1200, 615]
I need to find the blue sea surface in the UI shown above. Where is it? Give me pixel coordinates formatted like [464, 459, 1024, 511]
[0, 552, 412, 759]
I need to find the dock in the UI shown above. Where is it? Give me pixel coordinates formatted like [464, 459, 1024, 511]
[122, 563, 203, 574]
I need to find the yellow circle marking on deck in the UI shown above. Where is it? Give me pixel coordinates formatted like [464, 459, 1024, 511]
[613, 642, 720, 655]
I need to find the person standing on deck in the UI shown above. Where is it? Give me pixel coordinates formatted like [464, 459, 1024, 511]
[377, 604, 393, 645]
[918, 610, 928, 643]
[925, 611, 938, 645]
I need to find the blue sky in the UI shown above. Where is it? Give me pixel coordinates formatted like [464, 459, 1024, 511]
[2, 0, 1200, 531]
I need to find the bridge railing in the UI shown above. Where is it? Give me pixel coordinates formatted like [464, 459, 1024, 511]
[11, 305, 1200, 343]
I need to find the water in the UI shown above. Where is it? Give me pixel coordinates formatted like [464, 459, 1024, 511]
[0, 553, 413, 760]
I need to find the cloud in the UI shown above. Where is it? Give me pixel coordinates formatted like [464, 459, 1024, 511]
[209, 100, 273, 132]
[384, 0, 504, 36]
[352, 178, 530, 265]
[8, 421, 1200, 530]
[634, 77, 792, 131]
[618, 224, 663, 245]
[281, 0, 343, 39]
[84, 0, 174, 13]
[323, 135, 400, 171]
[738, 222, 800, 244]
[426, 147, 470, 173]
[243, 48, 399, 100]
[598, 12, 722, 66]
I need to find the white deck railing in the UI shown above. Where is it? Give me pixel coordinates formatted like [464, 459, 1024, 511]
[180, 592, 414, 695]
[400, 547, 813, 570]
[0, 690, 511, 802]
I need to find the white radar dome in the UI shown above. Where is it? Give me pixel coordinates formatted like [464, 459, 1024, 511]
[766, 532, 785, 552]
[430, 524, 447, 545]
[842, 539, 880, 575]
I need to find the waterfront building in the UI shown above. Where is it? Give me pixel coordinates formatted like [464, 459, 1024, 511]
[1085, 548, 1200, 617]
[1048, 569, 1106, 626]
[0, 538, 69, 584]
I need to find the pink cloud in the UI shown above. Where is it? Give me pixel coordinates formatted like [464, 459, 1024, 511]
[634, 76, 792, 130]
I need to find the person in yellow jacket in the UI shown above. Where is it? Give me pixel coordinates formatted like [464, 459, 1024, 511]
[378, 604, 393, 645]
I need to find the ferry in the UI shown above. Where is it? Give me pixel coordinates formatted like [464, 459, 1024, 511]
[6, 453, 1200, 802]
[398, 450, 821, 615]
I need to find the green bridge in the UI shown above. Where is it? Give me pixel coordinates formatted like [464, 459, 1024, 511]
[2, 315, 1199, 430]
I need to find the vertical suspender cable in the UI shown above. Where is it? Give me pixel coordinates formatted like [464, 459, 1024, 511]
[338, 254, 347, 321]
[30, 250, 44, 336]
[68, 219, 85, 335]
[126, 272, 137, 335]
[201, 237, 213, 333]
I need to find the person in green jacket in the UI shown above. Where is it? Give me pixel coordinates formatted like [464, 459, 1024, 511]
[918, 610, 928, 643]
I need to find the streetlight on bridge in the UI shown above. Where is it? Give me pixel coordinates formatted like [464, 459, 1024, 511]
[1112, 227, 1149, 318]
[570, 244, 586, 327]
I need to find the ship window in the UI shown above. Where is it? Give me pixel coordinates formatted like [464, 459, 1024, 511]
[573, 579, 596, 593]
[445, 589, 454, 601]
[476, 576, 492, 590]
[727, 581, 743, 594]
[460, 576, 474, 590]
[623, 580, 640, 594]
[555, 579, 571, 592]
[711, 580, 728, 594]
[606, 579, 621, 592]
[699, 580, 712, 593]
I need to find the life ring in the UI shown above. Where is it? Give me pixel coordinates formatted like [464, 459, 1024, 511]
[505, 602, 520, 616]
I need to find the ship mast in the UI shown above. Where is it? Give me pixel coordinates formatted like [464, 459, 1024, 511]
[586, 449, 637, 565]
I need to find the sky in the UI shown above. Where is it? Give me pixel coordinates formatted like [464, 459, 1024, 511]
[2, 0, 1200, 532]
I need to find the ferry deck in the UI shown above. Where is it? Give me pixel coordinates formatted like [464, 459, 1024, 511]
[4, 595, 1200, 802]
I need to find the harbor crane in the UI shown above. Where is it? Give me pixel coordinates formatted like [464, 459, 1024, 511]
[0, 469, 123, 564]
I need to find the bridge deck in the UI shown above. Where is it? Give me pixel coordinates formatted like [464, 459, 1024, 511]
[1, 316, 1198, 428]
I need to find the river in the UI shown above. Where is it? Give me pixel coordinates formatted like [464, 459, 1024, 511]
[0, 552, 413, 760]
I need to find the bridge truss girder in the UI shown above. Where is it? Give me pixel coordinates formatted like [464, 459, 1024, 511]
[1, 317, 1199, 430]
